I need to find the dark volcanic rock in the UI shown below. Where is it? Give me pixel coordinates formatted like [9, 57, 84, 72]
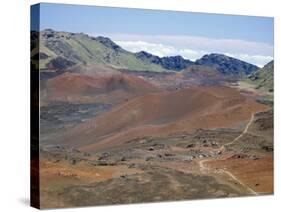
[47, 56, 76, 70]
[186, 144, 195, 148]
[262, 145, 273, 152]
[195, 53, 258, 77]
[161, 55, 194, 70]
[135, 51, 194, 71]
[135, 51, 161, 64]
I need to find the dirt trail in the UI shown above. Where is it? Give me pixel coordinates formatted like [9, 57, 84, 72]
[223, 170, 257, 194]
[199, 113, 258, 195]
[199, 159, 209, 173]
[224, 113, 255, 147]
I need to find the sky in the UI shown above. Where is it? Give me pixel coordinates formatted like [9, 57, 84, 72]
[33, 3, 274, 67]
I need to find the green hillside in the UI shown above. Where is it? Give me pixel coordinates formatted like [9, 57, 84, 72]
[248, 60, 274, 92]
[31, 29, 167, 72]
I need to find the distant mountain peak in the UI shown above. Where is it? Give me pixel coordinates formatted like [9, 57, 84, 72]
[135, 51, 154, 58]
[195, 53, 258, 77]
[33, 29, 259, 76]
[135, 51, 193, 71]
[200, 53, 235, 61]
[33, 30, 167, 72]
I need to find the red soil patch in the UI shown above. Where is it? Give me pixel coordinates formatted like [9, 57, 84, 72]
[45, 72, 160, 104]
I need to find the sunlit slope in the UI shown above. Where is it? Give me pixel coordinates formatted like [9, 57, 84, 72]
[33, 29, 167, 72]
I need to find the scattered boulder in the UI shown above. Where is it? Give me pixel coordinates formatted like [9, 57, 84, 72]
[70, 159, 76, 165]
[139, 139, 147, 144]
[148, 147, 154, 151]
[249, 155, 260, 160]
[128, 163, 136, 168]
[262, 145, 273, 152]
[211, 142, 219, 147]
[83, 152, 91, 157]
[186, 144, 194, 148]
[217, 151, 222, 155]
[97, 160, 116, 166]
[152, 143, 165, 149]
[164, 153, 174, 157]
[98, 152, 110, 161]
[120, 175, 128, 179]
[145, 157, 154, 161]
[230, 154, 247, 159]
[157, 154, 163, 158]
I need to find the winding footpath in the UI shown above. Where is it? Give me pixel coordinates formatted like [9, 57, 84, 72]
[224, 113, 255, 147]
[199, 113, 257, 195]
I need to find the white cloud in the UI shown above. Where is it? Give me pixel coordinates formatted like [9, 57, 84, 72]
[116, 41, 175, 57]
[177, 49, 208, 61]
[91, 33, 274, 66]
[225, 53, 273, 67]
[115, 40, 207, 61]
[115, 40, 273, 66]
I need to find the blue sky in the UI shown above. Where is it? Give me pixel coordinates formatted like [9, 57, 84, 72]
[33, 3, 274, 66]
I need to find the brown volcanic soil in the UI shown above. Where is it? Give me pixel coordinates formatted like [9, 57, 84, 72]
[39, 158, 142, 208]
[40, 159, 142, 186]
[44, 72, 160, 104]
[39, 107, 273, 208]
[55, 86, 269, 152]
[205, 155, 273, 193]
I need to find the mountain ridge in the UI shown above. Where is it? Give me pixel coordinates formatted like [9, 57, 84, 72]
[135, 51, 194, 71]
[32, 29, 259, 77]
[32, 29, 167, 72]
[195, 53, 259, 77]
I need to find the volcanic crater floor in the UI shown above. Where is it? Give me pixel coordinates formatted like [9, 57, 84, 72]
[38, 109, 273, 208]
